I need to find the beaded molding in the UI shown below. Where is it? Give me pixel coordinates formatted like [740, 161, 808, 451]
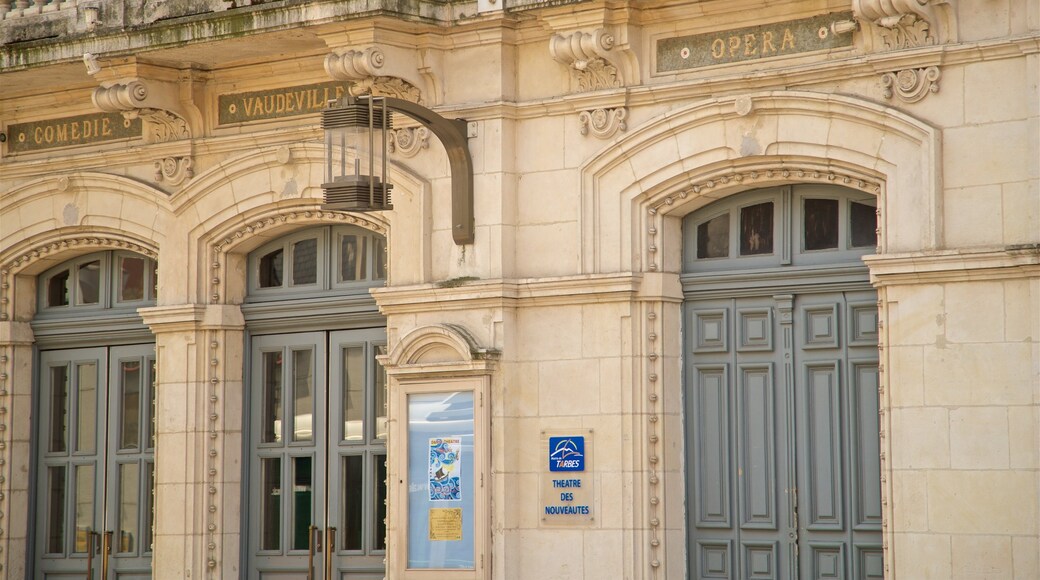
[0, 345, 8, 574]
[209, 210, 386, 303]
[207, 332, 221, 576]
[645, 303, 662, 576]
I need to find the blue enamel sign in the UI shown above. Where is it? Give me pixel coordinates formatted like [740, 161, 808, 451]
[548, 436, 585, 472]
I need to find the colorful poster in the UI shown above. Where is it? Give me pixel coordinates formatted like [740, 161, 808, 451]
[429, 437, 462, 501]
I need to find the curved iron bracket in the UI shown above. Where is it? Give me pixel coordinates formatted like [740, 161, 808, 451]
[360, 95, 474, 245]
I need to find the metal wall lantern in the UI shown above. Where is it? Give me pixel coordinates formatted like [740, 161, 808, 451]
[322, 95, 474, 245]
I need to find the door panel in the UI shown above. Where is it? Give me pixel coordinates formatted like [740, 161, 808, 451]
[248, 329, 386, 579]
[35, 345, 155, 579]
[685, 291, 881, 579]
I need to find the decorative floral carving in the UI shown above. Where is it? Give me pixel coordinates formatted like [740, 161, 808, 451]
[878, 14, 933, 49]
[135, 109, 191, 143]
[575, 59, 621, 92]
[578, 107, 627, 139]
[348, 76, 423, 104]
[852, 0, 953, 49]
[154, 156, 195, 186]
[881, 66, 941, 103]
[388, 127, 430, 158]
[550, 28, 626, 92]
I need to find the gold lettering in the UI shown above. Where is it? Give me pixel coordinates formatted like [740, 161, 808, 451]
[728, 35, 741, 57]
[781, 28, 795, 50]
[762, 31, 777, 54]
[334, 86, 345, 99]
[744, 33, 758, 56]
[83, 120, 92, 139]
[71, 122, 80, 140]
[33, 127, 43, 144]
[275, 93, 286, 113]
[264, 95, 275, 114]
[44, 125, 54, 143]
[711, 38, 725, 59]
[101, 117, 112, 137]
[55, 124, 68, 142]
[294, 91, 305, 112]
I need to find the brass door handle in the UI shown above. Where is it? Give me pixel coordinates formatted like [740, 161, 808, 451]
[307, 525, 321, 580]
[101, 531, 113, 580]
[324, 527, 337, 580]
[86, 530, 99, 580]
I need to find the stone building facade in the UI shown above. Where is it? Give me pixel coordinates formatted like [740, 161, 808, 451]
[1, 1, 1038, 578]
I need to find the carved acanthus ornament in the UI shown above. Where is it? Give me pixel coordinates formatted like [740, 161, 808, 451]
[881, 66, 941, 103]
[852, 0, 954, 49]
[550, 29, 625, 92]
[388, 127, 430, 158]
[578, 107, 627, 139]
[324, 47, 424, 104]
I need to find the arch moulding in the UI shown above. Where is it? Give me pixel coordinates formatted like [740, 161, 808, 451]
[381, 323, 499, 378]
[580, 90, 941, 276]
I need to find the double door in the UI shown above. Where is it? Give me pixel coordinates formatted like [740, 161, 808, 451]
[35, 344, 156, 579]
[249, 329, 387, 580]
[685, 291, 882, 579]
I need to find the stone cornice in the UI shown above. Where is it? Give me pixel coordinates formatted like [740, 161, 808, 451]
[2, 33, 1037, 180]
[865, 246, 1040, 286]
[372, 273, 642, 313]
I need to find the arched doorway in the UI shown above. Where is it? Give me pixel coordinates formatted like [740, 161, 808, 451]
[683, 185, 883, 579]
[32, 250, 158, 579]
[242, 224, 388, 579]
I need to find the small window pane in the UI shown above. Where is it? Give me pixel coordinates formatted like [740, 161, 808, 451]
[804, 198, 840, 251]
[373, 236, 387, 280]
[340, 235, 365, 282]
[292, 457, 313, 551]
[47, 270, 70, 307]
[374, 345, 387, 441]
[262, 352, 283, 444]
[261, 458, 281, 551]
[73, 465, 94, 554]
[118, 463, 139, 553]
[374, 453, 387, 550]
[120, 360, 141, 450]
[342, 455, 363, 551]
[77, 260, 101, 305]
[258, 249, 284, 288]
[697, 214, 729, 259]
[342, 347, 365, 442]
[119, 256, 146, 302]
[50, 365, 69, 453]
[291, 238, 318, 286]
[740, 202, 774, 256]
[47, 466, 67, 554]
[76, 362, 97, 453]
[292, 350, 313, 443]
[851, 201, 878, 248]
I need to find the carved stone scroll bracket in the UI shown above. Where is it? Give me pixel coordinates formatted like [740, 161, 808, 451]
[852, 0, 955, 50]
[92, 78, 194, 144]
[578, 107, 628, 139]
[154, 156, 194, 187]
[388, 127, 430, 158]
[324, 46, 426, 104]
[881, 66, 941, 103]
[550, 28, 631, 92]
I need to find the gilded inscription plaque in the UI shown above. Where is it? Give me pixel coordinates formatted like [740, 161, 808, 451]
[5, 112, 141, 154]
[218, 81, 349, 125]
[656, 12, 854, 73]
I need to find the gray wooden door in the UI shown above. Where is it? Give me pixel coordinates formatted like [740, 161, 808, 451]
[248, 329, 386, 580]
[684, 291, 882, 579]
[35, 344, 156, 579]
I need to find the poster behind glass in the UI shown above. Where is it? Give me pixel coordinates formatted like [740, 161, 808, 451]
[407, 391, 474, 569]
